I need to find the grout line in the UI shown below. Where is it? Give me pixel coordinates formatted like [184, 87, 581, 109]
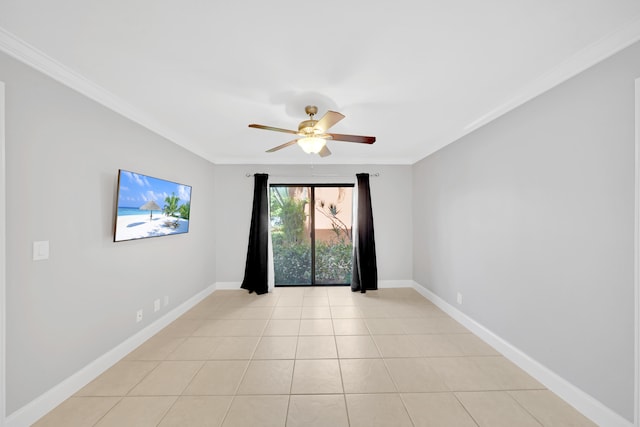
[153, 395, 181, 427]
[451, 392, 482, 427]
[218, 395, 236, 427]
[283, 394, 292, 427]
[341, 393, 352, 427]
[395, 393, 418, 427]
[505, 391, 548, 426]
[89, 396, 124, 427]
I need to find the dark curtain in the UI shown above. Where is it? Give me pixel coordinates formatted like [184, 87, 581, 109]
[351, 173, 378, 293]
[241, 173, 269, 295]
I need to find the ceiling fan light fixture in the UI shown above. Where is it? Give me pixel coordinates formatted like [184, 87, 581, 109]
[297, 137, 326, 154]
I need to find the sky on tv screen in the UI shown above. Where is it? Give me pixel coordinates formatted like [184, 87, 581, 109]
[117, 170, 191, 209]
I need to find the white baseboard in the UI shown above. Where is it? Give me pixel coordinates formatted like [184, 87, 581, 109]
[378, 280, 417, 288]
[215, 281, 242, 290]
[6, 284, 216, 427]
[214, 280, 416, 290]
[411, 281, 634, 427]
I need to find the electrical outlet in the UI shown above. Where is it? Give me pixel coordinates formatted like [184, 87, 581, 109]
[33, 240, 50, 261]
[164, 296, 169, 307]
[456, 292, 463, 305]
[154, 299, 160, 312]
[136, 309, 143, 323]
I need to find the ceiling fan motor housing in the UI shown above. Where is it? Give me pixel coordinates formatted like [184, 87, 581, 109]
[298, 119, 320, 135]
[304, 105, 318, 116]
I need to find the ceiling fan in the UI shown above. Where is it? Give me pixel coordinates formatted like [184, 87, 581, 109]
[248, 105, 376, 157]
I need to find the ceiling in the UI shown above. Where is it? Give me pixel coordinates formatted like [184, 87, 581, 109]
[1, 1, 639, 165]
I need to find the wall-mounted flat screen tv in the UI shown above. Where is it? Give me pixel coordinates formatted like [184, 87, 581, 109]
[114, 169, 192, 242]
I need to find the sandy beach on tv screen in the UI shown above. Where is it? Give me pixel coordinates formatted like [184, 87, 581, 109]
[115, 214, 189, 241]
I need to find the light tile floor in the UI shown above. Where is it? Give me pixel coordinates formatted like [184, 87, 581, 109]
[35, 287, 597, 426]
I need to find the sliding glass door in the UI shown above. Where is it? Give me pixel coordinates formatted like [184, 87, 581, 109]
[314, 186, 353, 285]
[270, 184, 353, 286]
[270, 186, 312, 285]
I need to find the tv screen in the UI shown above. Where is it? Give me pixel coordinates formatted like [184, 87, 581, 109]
[114, 169, 192, 242]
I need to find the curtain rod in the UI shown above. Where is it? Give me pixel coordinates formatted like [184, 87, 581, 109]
[245, 172, 380, 178]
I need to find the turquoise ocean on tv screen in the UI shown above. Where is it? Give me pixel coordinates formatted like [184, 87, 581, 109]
[118, 207, 163, 216]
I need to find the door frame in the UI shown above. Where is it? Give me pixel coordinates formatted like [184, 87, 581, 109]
[270, 183, 354, 287]
[634, 77, 639, 427]
[1, 81, 6, 426]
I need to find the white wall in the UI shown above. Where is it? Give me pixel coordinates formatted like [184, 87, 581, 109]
[214, 164, 413, 286]
[413, 41, 640, 421]
[1, 52, 217, 415]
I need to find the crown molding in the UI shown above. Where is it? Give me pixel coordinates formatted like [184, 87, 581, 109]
[212, 155, 415, 165]
[0, 27, 399, 166]
[413, 14, 640, 164]
[1, 17, 640, 167]
[0, 27, 208, 160]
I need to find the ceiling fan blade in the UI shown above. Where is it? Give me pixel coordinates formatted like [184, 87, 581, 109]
[314, 110, 345, 132]
[249, 124, 298, 135]
[318, 145, 331, 157]
[326, 133, 376, 144]
[266, 139, 298, 153]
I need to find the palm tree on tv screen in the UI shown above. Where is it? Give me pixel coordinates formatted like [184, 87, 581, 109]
[163, 193, 180, 218]
[179, 202, 190, 220]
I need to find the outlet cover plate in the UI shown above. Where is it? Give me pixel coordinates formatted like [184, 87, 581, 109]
[33, 240, 49, 261]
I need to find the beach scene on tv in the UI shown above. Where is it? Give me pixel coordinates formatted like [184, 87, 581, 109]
[114, 170, 192, 242]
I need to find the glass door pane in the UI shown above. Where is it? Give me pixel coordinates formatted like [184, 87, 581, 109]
[314, 187, 353, 285]
[270, 186, 312, 285]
